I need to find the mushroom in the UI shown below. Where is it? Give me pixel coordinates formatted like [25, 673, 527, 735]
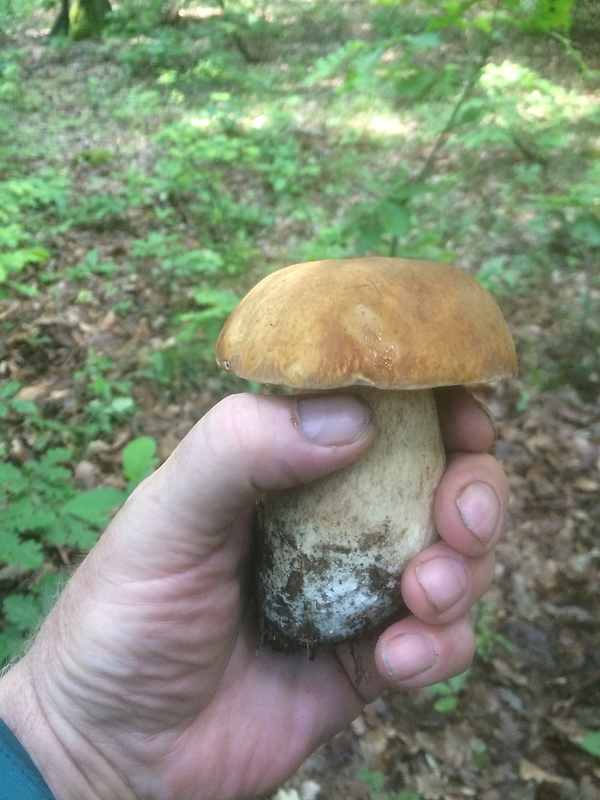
[216, 257, 517, 652]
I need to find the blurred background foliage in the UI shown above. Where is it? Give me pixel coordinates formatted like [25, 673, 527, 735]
[0, 0, 598, 663]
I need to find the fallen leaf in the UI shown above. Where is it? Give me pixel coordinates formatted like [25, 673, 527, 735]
[519, 759, 563, 784]
[573, 477, 600, 492]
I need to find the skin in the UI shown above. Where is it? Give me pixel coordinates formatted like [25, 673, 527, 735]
[0, 386, 508, 800]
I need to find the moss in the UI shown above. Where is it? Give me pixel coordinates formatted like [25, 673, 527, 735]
[69, 0, 112, 40]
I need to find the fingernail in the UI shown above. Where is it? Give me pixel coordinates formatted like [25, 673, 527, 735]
[474, 398, 497, 439]
[416, 557, 468, 612]
[382, 633, 438, 681]
[295, 395, 371, 446]
[456, 481, 501, 546]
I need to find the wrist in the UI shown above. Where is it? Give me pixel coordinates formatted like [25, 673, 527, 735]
[0, 656, 134, 800]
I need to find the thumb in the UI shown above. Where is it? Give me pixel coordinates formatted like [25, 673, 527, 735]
[107, 392, 375, 568]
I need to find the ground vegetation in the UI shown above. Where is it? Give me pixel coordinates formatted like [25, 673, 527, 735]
[1, 1, 599, 797]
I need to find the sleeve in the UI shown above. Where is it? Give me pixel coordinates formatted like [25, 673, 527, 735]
[0, 720, 57, 800]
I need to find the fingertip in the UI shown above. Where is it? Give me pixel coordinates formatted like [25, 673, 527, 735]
[433, 452, 508, 557]
[455, 480, 503, 549]
[380, 631, 438, 683]
[435, 387, 497, 453]
[401, 545, 496, 624]
[293, 394, 373, 447]
[376, 618, 476, 689]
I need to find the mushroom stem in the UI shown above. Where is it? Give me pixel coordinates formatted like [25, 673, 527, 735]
[257, 386, 446, 651]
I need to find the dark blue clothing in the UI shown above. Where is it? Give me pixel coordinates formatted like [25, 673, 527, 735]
[0, 720, 56, 799]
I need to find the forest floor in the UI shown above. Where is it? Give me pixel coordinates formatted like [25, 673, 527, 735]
[1, 3, 600, 799]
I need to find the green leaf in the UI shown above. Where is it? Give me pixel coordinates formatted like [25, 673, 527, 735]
[110, 396, 136, 415]
[0, 629, 27, 662]
[39, 447, 72, 467]
[530, 0, 573, 32]
[433, 696, 459, 713]
[0, 462, 29, 494]
[394, 68, 438, 100]
[379, 201, 411, 238]
[571, 214, 600, 248]
[356, 766, 386, 794]
[0, 530, 44, 569]
[10, 506, 58, 534]
[404, 31, 441, 51]
[192, 287, 240, 313]
[43, 515, 99, 551]
[2, 593, 44, 632]
[9, 398, 38, 415]
[428, 669, 471, 712]
[580, 731, 600, 759]
[122, 436, 157, 484]
[62, 487, 126, 524]
[0, 380, 21, 399]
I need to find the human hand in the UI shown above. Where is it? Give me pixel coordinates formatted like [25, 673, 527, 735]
[0, 387, 508, 800]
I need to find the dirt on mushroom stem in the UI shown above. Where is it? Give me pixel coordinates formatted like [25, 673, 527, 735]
[256, 385, 446, 652]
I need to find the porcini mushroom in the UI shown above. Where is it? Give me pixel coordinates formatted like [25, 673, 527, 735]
[216, 257, 517, 652]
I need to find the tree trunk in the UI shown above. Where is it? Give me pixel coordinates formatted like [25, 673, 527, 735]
[50, 0, 112, 40]
[49, 0, 70, 37]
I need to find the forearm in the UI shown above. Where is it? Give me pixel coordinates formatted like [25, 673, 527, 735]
[0, 711, 55, 800]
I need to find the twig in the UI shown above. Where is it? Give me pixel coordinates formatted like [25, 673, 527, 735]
[389, 24, 499, 257]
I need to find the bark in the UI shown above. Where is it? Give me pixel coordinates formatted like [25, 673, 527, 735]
[50, 0, 112, 40]
[49, 0, 70, 37]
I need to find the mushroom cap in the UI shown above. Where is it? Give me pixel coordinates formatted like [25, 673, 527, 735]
[215, 257, 518, 390]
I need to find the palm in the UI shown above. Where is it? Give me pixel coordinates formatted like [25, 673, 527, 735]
[154, 634, 363, 800]
[47, 514, 365, 800]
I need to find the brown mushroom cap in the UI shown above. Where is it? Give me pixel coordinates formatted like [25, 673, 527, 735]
[216, 257, 518, 390]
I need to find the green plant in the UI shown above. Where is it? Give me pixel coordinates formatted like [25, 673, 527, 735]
[580, 730, 600, 760]
[79, 148, 113, 168]
[150, 99, 322, 240]
[426, 602, 515, 713]
[302, 0, 585, 265]
[427, 668, 471, 713]
[0, 170, 69, 295]
[177, 286, 241, 340]
[0, 380, 37, 421]
[0, 449, 125, 662]
[0, 572, 67, 665]
[477, 254, 540, 296]
[66, 248, 119, 281]
[74, 350, 137, 438]
[475, 600, 517, 663]
[0, 51, 23, 105]
[356, 766, 422, 800]
[0, 381, 45, 458]
[0, 450, 124, 570]
[0, 225, 50, 292]
[129, 232, 231, 286]
[340, 173, 431, 256]
[0, 433, 158, 664]
[251, 121, 321, 197]
[122, 435, 158, 488]
[67, 191, 130, 230]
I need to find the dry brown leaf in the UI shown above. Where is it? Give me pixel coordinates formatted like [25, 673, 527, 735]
[573, 477, 600, 492]
[519, 759, 564, 784]
[15, 381, 51, 401]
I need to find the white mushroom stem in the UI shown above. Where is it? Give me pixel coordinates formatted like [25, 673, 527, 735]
[257, 386, 446, 651]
